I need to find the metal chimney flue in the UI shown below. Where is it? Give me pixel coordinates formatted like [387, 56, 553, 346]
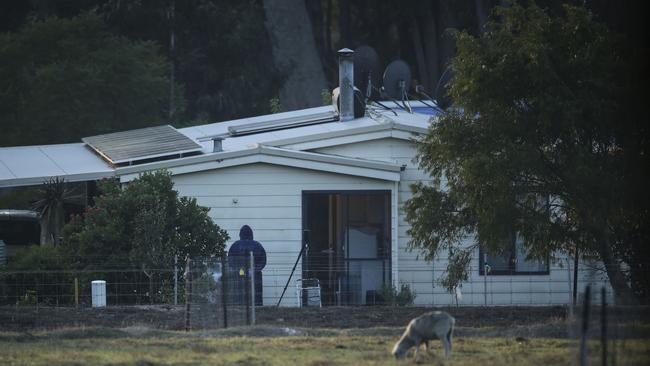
[337, 48, 354, 122]
[211, 137, 224, 153]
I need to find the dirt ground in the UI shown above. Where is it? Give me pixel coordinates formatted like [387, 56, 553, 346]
[0, 305, 567, 331]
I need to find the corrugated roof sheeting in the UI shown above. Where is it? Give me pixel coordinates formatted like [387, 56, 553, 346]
[0, 143, 113, 187]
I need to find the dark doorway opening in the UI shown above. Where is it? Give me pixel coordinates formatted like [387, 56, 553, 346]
[302, 191, 391, 305]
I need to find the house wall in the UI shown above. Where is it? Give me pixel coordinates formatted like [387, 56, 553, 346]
[314, 138, 612, 306]
[171, 163, 394, 307]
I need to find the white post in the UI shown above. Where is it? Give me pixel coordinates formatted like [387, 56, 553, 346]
[91, 280, 106, 308]
[250, 251, 256, 325]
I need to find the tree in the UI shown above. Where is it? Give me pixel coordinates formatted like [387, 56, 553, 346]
[101, 0, 283, 123]
[62, 171, 229, 272]
[32, 178, 85, 245]
[0, 12, 179, 146]
[404, 3, 648, 304]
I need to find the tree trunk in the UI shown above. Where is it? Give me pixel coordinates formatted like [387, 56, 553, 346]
[410, 17, 430, 92]
[325, 0, 332, 52]
[339, 0, 350, 48]
[598, 237, 637, 305]
[421, 1, 440, 96]
[262, 0, 328, 110]
[474, 0, 489, 33]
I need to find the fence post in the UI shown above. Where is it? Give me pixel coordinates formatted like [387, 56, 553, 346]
[185, 258, 192, 331]
[580, 285, 591, 366]
[221, 255, 228, 329]
[74, 277, 79, 308]
[245, 253, 251, 326]
[174, 255, 178, 306]
[601, 286, 607, 366]
[566, 258, 573, 318]
[250, 251, 255, 326]
[573, 247, 579, 306]
[483, 252, 488, 306]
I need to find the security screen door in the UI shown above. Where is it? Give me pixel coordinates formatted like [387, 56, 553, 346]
[302, 191, 391, 305]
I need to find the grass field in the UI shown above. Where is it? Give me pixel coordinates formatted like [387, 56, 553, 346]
[1, 326, 649, 366]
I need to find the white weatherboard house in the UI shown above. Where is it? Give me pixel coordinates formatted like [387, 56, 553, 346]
[0, 63, 610, 308]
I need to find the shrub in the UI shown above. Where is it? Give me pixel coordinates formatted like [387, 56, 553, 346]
[379, 282, 416, 306]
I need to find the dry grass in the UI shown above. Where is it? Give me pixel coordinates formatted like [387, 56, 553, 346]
[1, 326, 649, 366]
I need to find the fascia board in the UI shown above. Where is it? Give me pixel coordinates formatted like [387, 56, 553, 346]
[266, 122, 426, 150]
[119, 155, 262, 183]
[120, 151, 400, 183]
[392, 123, 428, 135]
[265, 123, 393, 147]
[391, 130, 421, 141]
[0, 171, 115, 188]
[258, 146, 400, 172]
[115, 146, 264, 176]
[282, 130, 394, 150]
[258, 155, 401, 181]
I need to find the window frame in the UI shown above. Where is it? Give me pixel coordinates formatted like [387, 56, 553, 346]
[478, 195, 551, 276]
[478, 241, 550, 276]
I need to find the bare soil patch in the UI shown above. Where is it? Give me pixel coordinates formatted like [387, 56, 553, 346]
[0, 305, 569, 331]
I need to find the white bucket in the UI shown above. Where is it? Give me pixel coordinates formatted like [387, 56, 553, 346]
[91, 280, 106, 307]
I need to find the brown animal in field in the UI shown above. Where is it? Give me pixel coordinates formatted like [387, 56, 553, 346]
[392, 311, 455, 360]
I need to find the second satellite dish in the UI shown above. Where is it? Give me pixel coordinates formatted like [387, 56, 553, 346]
[382, 60, 411, 100]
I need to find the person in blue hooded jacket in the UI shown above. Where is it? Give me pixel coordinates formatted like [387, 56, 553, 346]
[227, 225, 266, 306]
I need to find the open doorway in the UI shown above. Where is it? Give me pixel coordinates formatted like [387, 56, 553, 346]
[302, 191, 391, 305]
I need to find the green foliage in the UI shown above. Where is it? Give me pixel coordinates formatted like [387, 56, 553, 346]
[438, 248, 473, 297]
[4, 244, 67, 271]
[101, 0, 284, 122]
[320, 89, 332, 106]
[32, 178, 85, 245]
[1, 244, 71, 305]
[269, 97, 283, 114]
[0, 186, 40, 209]
[0, 12, 178, 146]
[62, 171, 229, 270]
[18, 290, 38, 306]
[379, 282, 416, 306]
[404, 3, 648, 303]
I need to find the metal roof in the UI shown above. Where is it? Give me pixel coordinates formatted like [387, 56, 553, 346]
[82, 125, 202, 165]
[0, 104, 435, 188]
[0, 143, 114, 188]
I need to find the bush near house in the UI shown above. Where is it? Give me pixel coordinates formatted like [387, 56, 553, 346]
[62, 170, 228, 269]
[1, 170, 228, 305]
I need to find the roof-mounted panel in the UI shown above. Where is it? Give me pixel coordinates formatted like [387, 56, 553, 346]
[82, 125, 202, 165]
[225, 109, 337, 137]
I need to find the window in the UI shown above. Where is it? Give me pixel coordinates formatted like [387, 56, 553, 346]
[479, 234, 549, 275]
[479, 194, 550, 275]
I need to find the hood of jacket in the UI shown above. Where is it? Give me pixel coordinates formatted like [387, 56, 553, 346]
[239, 225, 253, 240]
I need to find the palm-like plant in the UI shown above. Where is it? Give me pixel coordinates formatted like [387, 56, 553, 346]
[32, 178, 85, 245]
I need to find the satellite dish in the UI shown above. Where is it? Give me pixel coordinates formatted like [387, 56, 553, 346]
[382, 60, 411, 100]
[353, 45, 381, 99]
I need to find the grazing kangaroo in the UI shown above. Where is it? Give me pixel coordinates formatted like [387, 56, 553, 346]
[392, 311, 455, 360]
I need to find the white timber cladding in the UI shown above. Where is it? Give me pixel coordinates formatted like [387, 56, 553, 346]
[171, 163, 394, 307]
[313, 137, 612, 306]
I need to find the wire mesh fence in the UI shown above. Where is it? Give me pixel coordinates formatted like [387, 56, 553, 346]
[0, 252, 644, 333]
[568, 284, 650, 366]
